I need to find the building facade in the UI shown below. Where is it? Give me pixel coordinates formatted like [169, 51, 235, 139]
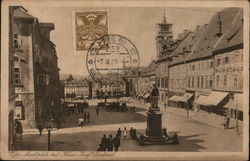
[135, 8, 243, 118]
[9, 6, 61, 129]
[64, 75, 92, 99]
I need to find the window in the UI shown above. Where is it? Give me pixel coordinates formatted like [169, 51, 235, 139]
[216, 75, 219, 86]
[192, 77, 194, 87]
[197, 77, 200, 88]
[188, 77, 191, 87]
[234, 74, 238, 87]
[224, 75, 227, 87]
[157, 77, 160, 87]
[225, 57, 229, 64]
[161, 77, 164, 88]
[14, 68, 21, 84]
[192, 64, 195, 70]
[209, 76, 213, 87]
[37, 74, 45, 85]
[217, 58, 220, 66]
[13, 34, 19, 49]
[164, 78, 168, 88]
[206, 62, 208, 69]
[46, 74, 50, 85]
[201, 76, 204, 88]
[205, 76, 208, 88]
[210, 61, 214, 68]
[198, 63, 200, 70]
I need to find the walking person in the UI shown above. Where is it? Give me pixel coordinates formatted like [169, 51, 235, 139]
[96, 107, 99, 116]
[107, 134, 113, 151]
[84, 112, 87, 123]
[87, 112, 90, 123]
[113, 134, 121, 151]
[37, 120, 44, 136]
[123, 127, 127, 140]
[117, 128, 122, 137]
[132, 128, 137, 139]
[129, 127, 133, 139]
[224, 115, 230, 129]
[100, 134, 108, 151]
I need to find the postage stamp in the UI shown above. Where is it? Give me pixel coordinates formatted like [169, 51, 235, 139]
[72, 10, 109, 55]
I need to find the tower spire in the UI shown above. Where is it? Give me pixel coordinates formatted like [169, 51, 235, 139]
[162, 9, 167, 24]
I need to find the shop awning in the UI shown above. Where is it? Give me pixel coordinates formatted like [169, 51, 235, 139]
[206, 91, 229, 106]
[224, 93, 243, 111]
[179, 93, 193, 102]
[194, 95, 210, 106]
[143, 93, 150, 99]
[140, 92, 147, 97]
[169, 95, 182, 102]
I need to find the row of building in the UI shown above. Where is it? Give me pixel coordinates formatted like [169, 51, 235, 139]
[124, 8, 244, 121]
[9, 6, 62, 149]
[63, 73, 127, 99]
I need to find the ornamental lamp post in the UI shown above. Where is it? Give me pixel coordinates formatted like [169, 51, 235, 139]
[45, 118, 56, 151]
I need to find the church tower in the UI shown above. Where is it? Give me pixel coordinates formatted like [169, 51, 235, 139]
[156, 10, 173, 58]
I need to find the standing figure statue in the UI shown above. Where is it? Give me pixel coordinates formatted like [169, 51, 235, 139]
[150, 84, 159, 108]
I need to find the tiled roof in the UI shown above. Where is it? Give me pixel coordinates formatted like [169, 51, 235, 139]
[14, 7, 34, 20]
[186, 8, 241, 61]
[169, 32, 194, 66]
[213, 9, 243, 53]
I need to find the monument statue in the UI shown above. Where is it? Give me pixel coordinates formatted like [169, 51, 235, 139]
[150, 84, 159, 109]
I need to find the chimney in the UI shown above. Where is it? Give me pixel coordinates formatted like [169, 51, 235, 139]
[39, 23, 54, 40]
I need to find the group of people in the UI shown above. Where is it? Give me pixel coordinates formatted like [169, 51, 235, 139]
[97, 127, 138, 151]
[78, 112, 90, 127]
[97, 134, 121, 151]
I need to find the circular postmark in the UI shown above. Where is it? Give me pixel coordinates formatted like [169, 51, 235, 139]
[86, 34, 140, 82]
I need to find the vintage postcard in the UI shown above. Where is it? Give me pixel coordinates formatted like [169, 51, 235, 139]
[1, 0, 249, 160]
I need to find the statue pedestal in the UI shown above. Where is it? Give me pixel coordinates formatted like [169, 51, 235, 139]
[139, 107, 178, 145]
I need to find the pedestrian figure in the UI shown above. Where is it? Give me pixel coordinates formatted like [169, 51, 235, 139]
[96, 107, 99, 116]
[150, 84, 159, 108]
[123, 127, 127, 140]
[133, 128, 137, 139]
[224, 115, 230, 129]
[117, 128, 122, 137]
[84, 112, 87, 123]
[37, 121, 44, 136]
[107, 134, 113, 151]
[129, 127, 133, 139]
[100, 134, 108, 151]
[78, 116, 84, 127]
[15, 119, 23, 134]
[113, 134, 121, 151]
[87, 112, 90, 123]
[162, 127, 168, 138]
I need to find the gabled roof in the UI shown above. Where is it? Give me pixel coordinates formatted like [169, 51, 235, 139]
[186, 8, 241, 61]
[213, 9, 243, 54]
[13, 7, 34, 20]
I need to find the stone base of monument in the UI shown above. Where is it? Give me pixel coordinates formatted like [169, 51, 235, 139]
[137, 107, 178, 145]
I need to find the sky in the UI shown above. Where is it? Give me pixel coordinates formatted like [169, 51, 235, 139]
[24, 6, 222, 76]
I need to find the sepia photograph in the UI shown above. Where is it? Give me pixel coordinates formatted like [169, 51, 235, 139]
[1, 0, 249, 160]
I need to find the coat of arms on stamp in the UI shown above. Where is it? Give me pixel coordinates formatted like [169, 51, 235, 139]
[73, 10, 108, 54]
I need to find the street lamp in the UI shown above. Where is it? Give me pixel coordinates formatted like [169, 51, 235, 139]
[45, 119, 56, 151]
